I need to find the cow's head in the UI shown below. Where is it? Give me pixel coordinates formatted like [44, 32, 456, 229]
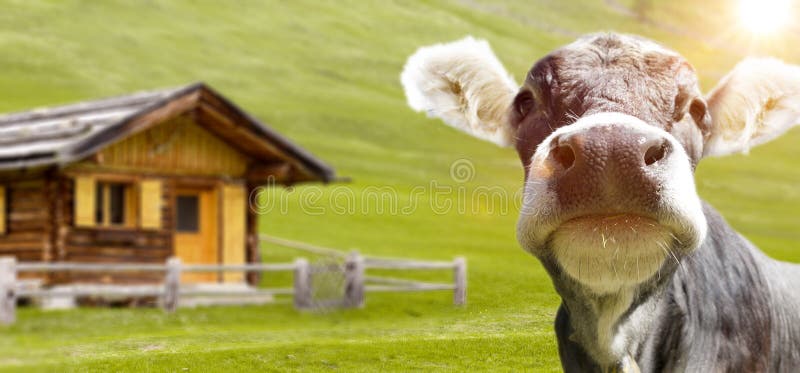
[401, 34, 800, 294]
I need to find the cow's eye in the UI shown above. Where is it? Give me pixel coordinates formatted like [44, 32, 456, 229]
[513, 90, 536, 118]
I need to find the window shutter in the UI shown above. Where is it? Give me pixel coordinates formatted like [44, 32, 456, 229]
[222, 184, 246, 282]
[139, 180, 162, 229]
[0, 185, 6, 234]
[74, 177, 96, 227]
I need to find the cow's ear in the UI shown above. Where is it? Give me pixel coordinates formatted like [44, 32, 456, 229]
[704, 58, 800, 157]
[400, 36, 517, 147]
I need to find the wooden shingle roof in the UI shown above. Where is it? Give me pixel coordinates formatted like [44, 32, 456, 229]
[0, 83, 336, 183]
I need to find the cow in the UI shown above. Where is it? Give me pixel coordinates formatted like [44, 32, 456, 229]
[400, 33, 800, 372]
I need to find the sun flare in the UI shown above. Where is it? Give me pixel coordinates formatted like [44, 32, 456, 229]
[739, 0, 792, 35]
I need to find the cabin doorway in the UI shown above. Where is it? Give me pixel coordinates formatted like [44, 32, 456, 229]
[174, 187, 218, 283]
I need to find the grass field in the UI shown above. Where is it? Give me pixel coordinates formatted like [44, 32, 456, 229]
[1, 0, 799, 371]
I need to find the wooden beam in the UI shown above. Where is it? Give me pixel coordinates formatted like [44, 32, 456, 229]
[42, 175, 55, 262]
[195, 103, 284, 159]
[62, 169, 140, 183]
[63, 164, 242, 181]
[196, 102, 318, 182]
[244, 182, 260, 285]
[245, 162, 292, 183]
[54, 177, 68, 265]
[0, 169, 50, 183]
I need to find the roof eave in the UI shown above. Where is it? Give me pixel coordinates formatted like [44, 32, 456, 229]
[0, 82, 338, 183]
[195, 84, 337, 183]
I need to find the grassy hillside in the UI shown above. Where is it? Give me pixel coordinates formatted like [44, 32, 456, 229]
[0, 0, 798, 371]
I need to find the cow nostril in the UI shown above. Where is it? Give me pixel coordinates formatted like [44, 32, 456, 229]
[644, 141, 669, 166]
[553, 144, 576, 170]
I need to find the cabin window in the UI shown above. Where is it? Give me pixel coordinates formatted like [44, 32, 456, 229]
[176, 195, 200, 232]
[95, 182, 137, 227]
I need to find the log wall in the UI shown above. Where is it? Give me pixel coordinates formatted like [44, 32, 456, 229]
[0, 179, 49, 262]
[0, 176, 269, 285]
[0, 109, 284, 285]
[56, 176, 174, 284]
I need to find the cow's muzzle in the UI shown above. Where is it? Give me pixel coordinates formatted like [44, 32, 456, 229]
[517, 112, 708, 293]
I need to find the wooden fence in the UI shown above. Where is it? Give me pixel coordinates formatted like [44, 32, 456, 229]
[0, 253, 466, 325]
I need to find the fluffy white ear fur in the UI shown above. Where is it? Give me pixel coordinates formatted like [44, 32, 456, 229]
[705, 58, 800, 157]
[400, 36, 518, 147]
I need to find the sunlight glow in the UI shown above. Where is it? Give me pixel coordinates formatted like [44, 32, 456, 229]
[739, 0, 792, 35]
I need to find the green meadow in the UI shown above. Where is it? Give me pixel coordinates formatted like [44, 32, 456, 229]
[0, 0, 798, 371]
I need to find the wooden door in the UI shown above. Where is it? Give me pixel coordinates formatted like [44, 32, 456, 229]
[174, 188, 218, 283]
[222, 184, 246, 282]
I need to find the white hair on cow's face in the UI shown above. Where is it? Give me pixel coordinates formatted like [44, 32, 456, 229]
[705, 58, 800, 157]
[564, 33, 678, 57]
[551, 215, 673, 294]
[400, 36, 517, 147]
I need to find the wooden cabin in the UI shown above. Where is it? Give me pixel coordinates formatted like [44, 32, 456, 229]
[0, 83, 335, 285]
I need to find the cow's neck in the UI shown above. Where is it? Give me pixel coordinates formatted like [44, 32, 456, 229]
[555, 273, 669, 371]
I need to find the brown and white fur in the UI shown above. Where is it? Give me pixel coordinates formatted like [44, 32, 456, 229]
[401, 34, 800, 372]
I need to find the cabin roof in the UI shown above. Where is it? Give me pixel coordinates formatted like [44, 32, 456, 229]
[0, 83, 336, 183]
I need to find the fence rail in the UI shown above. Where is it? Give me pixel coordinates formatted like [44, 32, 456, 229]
[0, 251, 466, 326]
[260, 234, 347, 258]
[15, 262, 298, 272]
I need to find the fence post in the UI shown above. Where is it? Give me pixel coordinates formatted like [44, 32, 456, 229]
[0, 257, 16, 325]
[293, 258, 311, 309]
[344, 251, 365, 308]
[163, 257, 181, 313]
[453, 257, 467, 306]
